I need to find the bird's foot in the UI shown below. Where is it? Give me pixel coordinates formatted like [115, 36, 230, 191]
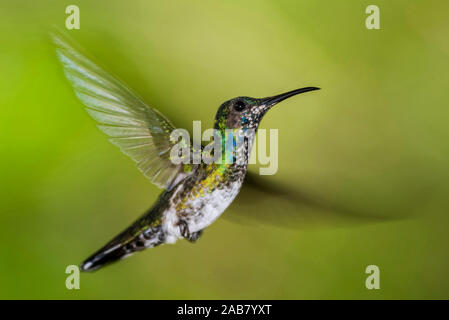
[178, 220, 190, 238]
[187, 230, 203, 243]
[178, 220, 203, 243]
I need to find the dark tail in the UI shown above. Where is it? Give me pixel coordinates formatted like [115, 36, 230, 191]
[80, 207, 165, 272]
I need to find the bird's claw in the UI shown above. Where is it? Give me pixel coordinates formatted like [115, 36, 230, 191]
[178, 220, 190, 238]
[178, 220, 203, 242]
[187, 230, 203, 243]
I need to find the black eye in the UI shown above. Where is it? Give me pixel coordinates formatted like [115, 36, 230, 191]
[234, 100, 246, 112]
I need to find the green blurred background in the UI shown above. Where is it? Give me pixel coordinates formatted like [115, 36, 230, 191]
[1, 0, 449, 299]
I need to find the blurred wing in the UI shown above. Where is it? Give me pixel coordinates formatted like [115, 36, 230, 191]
[228, 171, 395, 229]
[52, 31, 183, 189]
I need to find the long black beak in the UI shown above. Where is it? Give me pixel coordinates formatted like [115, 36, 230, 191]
[260, 87, 320, 107]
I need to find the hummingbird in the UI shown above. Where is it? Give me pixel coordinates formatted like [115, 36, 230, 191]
[52, 31, 319, 272]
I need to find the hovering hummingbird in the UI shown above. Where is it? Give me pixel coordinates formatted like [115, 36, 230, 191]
[52, 32, 319, 272]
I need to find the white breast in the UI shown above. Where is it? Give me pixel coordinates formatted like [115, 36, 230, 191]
[162, 180, 242, 243]
[189, 181, 242, 232]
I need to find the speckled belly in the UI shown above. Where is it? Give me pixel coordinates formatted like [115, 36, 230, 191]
[187, 181, 242, 232]
[162, 179, 243, 242]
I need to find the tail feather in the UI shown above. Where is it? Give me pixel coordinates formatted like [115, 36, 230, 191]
[80, 209, 165, 272]
[80, 243, 132, 272]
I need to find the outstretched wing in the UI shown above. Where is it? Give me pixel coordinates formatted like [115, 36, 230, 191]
[52, 31, 185, 189]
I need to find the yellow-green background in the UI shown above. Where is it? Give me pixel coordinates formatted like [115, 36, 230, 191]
[1, 0, 448, 299]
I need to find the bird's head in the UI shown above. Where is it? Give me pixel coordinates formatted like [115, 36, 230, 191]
[214, 87, 320, 131]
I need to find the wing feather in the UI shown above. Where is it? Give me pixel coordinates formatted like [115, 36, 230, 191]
[52, 30, 185, 189]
